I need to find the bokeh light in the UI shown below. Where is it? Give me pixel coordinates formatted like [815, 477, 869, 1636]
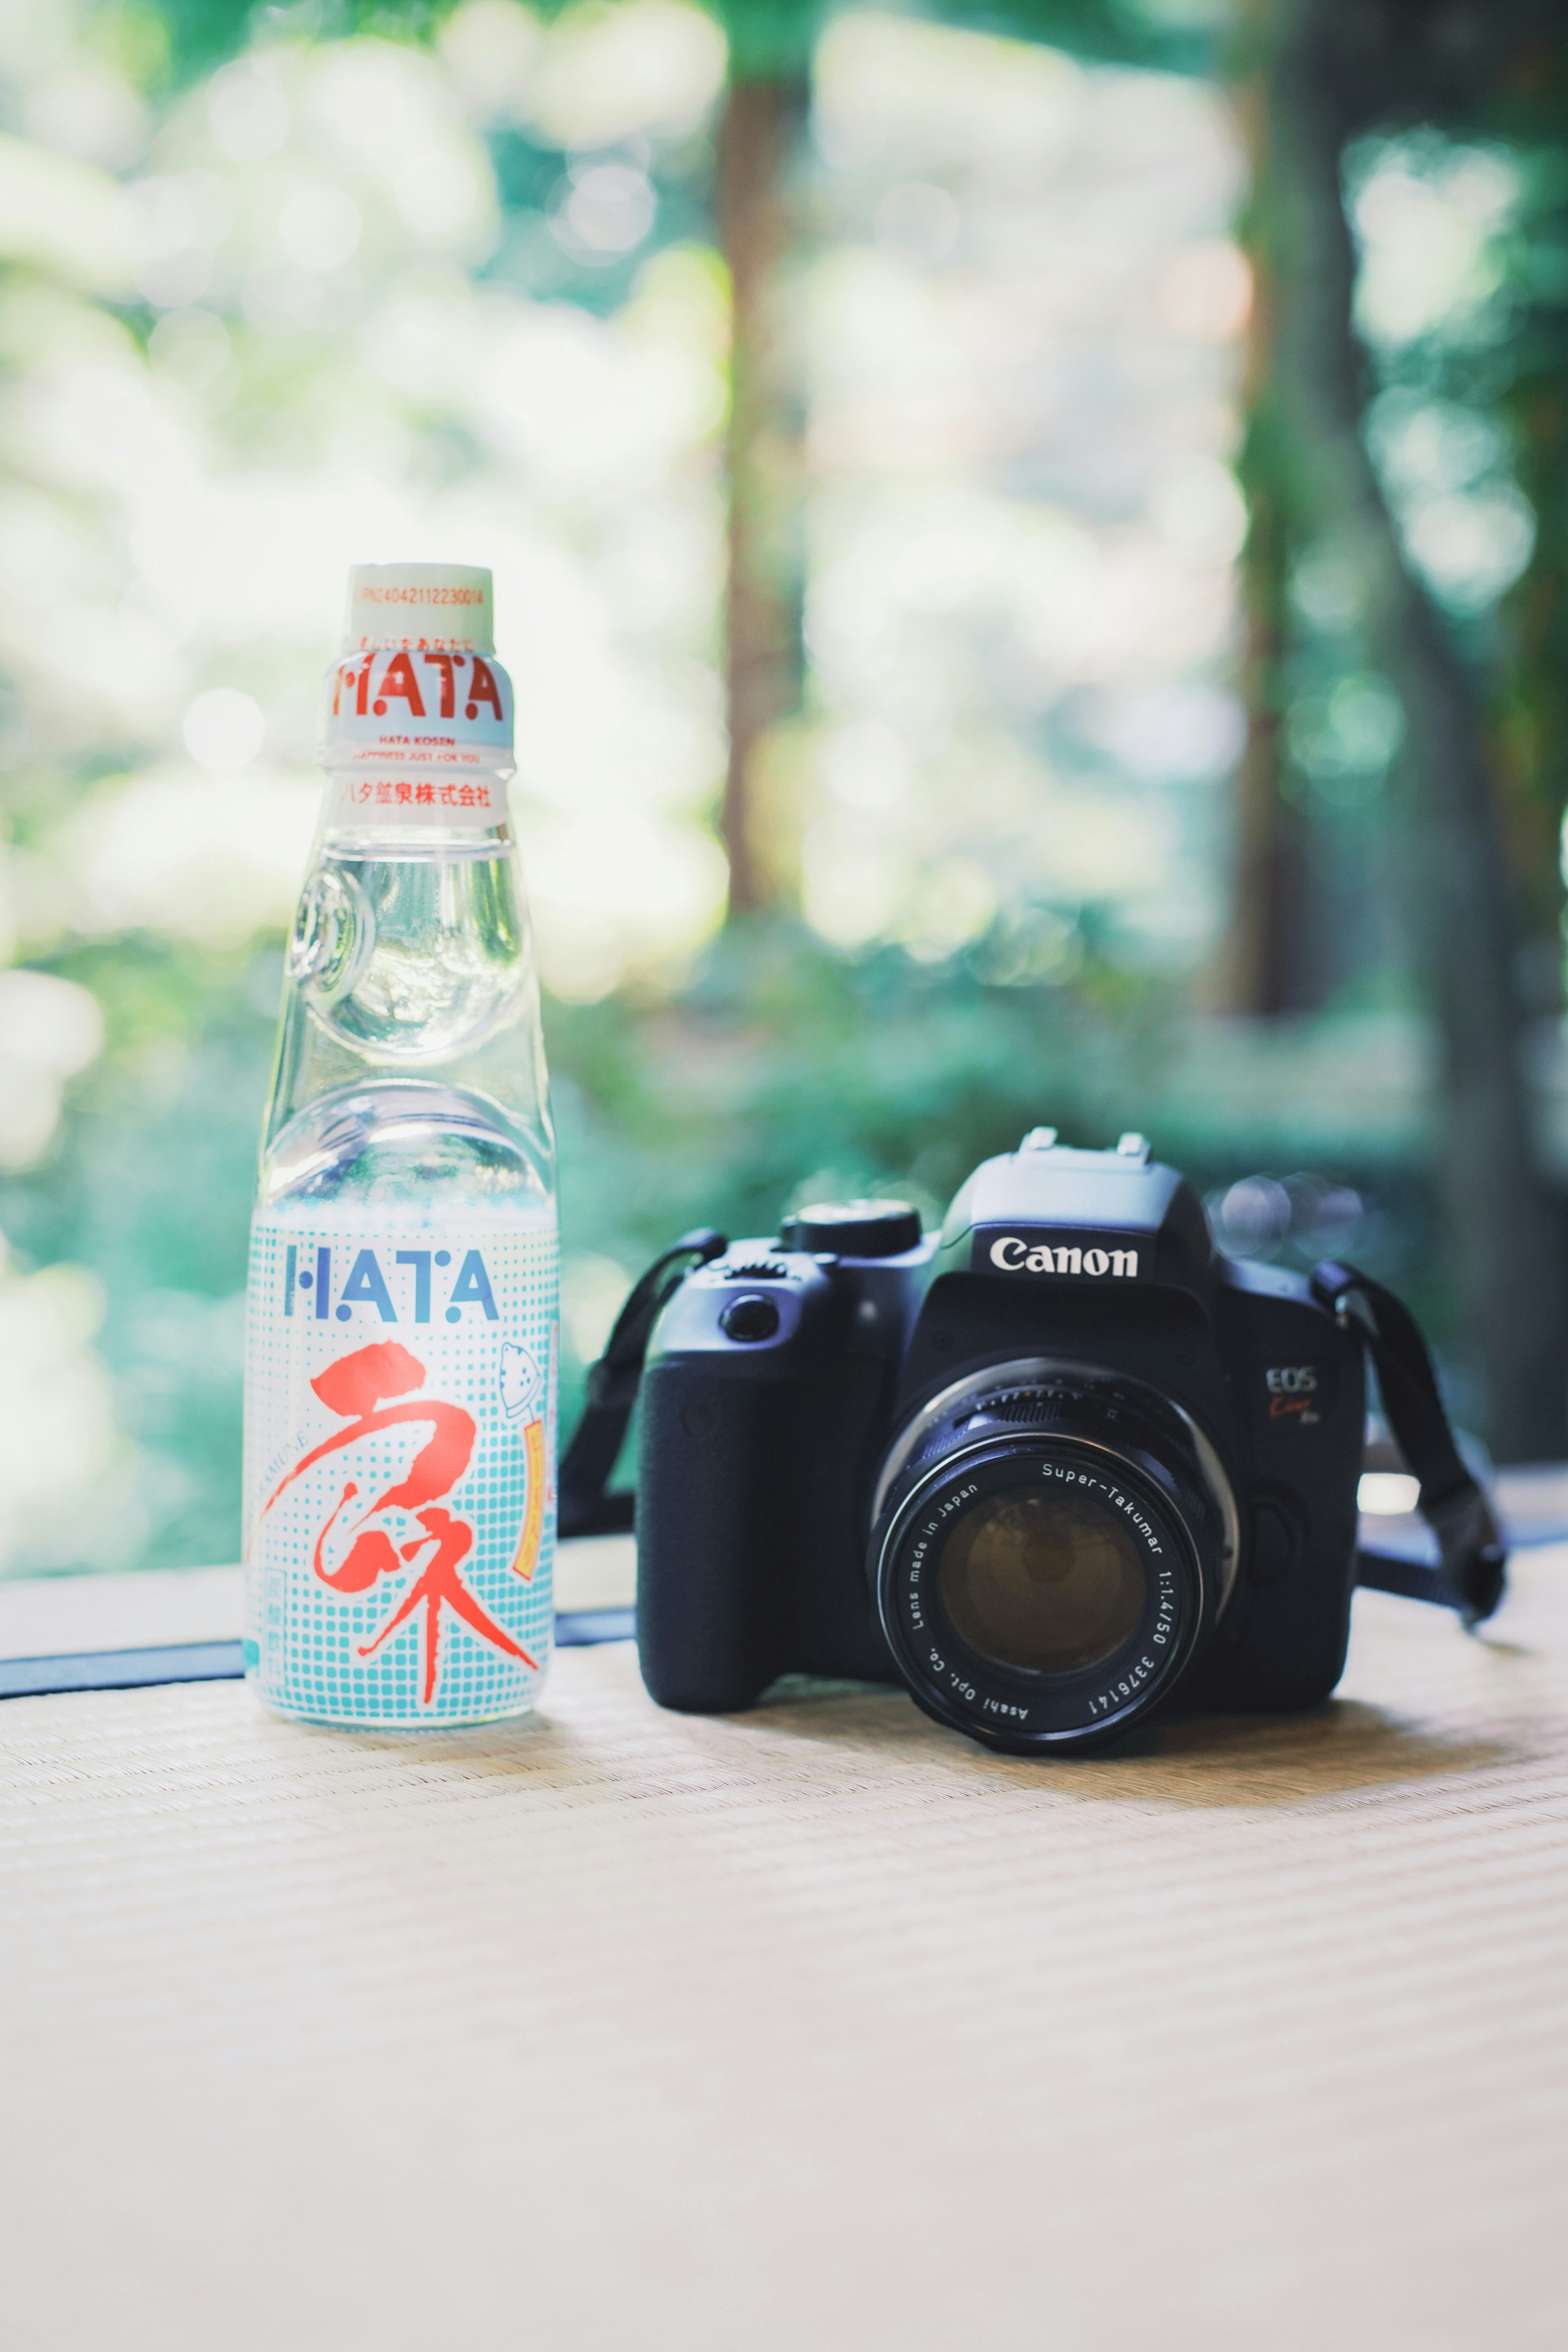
[1, 0, 1558, 1572]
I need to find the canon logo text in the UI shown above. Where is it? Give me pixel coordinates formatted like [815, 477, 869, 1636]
[989, 1237, 1139, 1277]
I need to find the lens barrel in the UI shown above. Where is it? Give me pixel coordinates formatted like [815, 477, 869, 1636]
[871, 1364, 1236, 1754]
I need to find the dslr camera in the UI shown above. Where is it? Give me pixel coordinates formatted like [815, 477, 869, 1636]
[595, 1130, 1503, 1757]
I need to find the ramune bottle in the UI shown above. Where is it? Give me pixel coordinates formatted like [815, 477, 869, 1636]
[243, 564, 558, 1726]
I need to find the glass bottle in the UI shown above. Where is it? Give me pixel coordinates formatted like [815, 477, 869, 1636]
[243, 564, 558, 1726]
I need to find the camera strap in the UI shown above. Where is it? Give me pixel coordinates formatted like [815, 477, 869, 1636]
[1310, 1260, 1506, 1625]
[557, 1228, 728, 1539]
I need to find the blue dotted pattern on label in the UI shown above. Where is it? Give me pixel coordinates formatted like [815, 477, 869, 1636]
[243, 1212, 559, 1727]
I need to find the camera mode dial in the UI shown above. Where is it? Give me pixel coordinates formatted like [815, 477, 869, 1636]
[781, 1200, 922, 1258]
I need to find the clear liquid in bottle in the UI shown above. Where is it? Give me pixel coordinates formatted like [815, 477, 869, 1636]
[243, 564, 558, 1726]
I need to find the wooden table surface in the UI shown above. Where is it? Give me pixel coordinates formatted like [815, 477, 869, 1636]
[3, 1544, 1567, 2350]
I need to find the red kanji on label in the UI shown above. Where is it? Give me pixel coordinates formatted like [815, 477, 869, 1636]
[256, 1341, 535, 1703]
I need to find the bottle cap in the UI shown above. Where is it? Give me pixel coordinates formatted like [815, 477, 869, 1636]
[343, 563, 494, 653]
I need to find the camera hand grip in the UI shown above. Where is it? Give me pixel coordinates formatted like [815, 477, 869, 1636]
[635, 1365, 789, 1712]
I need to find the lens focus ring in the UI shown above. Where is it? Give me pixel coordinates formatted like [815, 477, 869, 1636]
[869, 1370, 1230, 1755]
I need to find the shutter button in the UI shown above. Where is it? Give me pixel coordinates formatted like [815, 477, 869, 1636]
[720, 1294, 780, 1343]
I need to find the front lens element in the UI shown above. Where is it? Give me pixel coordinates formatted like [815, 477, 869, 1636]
[937, 1487, 1146, 1676]
[875, 1396, 1223, 1752]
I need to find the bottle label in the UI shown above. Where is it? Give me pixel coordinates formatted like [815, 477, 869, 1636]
[243, 1210, 559, 1725]
[319, 646, 514, 830]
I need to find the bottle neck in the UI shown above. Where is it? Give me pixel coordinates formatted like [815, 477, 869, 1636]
[316, 777, 517, 862]
[318, 641, 517, 855]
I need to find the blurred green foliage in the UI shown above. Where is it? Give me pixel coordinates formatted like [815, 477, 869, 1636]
[4, 908, 1448, 1568]
[4, 0, 1566, 1574]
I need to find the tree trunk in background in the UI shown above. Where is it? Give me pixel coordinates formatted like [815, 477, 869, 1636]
[715, 78, 808, 915]
[1272, 6, 1568, 1459]
[1224, 71, 1314, 1014]
[1497, 169, 1568, 1014]
[1228, 474, 1312, 1013]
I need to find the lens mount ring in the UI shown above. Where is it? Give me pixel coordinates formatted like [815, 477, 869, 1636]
[870, 1355, 1241, 1622]
[874, 1428, 1209, 1755]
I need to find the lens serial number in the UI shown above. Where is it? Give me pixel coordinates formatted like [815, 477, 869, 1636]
[1087, 1653, 1160, 1716]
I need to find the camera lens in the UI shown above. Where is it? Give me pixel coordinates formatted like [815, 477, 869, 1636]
[870, 1361, 1237, 1755]
[936, 1487, 1145, 1676]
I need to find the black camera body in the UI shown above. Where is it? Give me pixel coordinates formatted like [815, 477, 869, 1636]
[636, 1130, 1372, 1755]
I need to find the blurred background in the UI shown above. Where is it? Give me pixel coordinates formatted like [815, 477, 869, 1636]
[1, 0, 1565, 1581]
